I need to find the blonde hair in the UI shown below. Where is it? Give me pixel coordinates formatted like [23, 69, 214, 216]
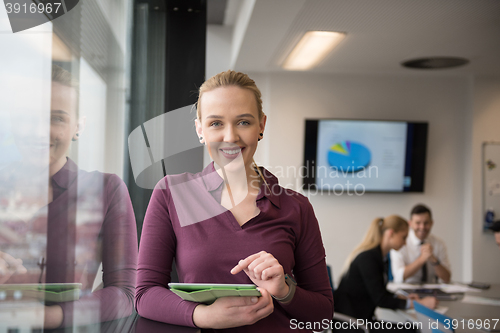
[51, 64, 80, 117]
[52, 65, 76, 87]
[340, 215, 408, 276]
[196, 70, 264, 122]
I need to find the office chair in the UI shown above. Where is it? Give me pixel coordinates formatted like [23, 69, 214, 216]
[413, 301, 454, 333]
[326, 265, 370, 333]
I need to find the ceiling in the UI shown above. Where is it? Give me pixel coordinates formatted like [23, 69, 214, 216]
[227, 0, 500, 76]
[207, 0, 227, 24]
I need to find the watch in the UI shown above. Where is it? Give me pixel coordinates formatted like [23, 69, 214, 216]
[431, 258, 440, 266]
[271, 274, 297, 303]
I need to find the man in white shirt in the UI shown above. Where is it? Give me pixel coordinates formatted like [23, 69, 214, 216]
[390, 204, 451, 283]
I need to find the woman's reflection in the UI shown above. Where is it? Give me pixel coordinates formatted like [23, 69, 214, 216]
[0, 65, 137, 329]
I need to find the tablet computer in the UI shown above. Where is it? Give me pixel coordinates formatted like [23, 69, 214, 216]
[168, 283, 261, 304]
[0, 283, 82, 302]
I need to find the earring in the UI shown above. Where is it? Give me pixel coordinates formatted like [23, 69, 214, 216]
[199, 136, 203, 141]
[258, 133, 263, 141]
[72, 133, 79, 142]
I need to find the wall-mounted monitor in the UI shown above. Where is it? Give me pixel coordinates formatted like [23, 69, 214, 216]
[303, 119, 428, 193]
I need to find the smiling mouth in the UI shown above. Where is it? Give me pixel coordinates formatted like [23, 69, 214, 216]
[221, 148, 241, 155]
[24, 142, 51, 150]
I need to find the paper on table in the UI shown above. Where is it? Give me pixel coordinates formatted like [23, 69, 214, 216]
[461, 295, 500, 306]
[388, 282, 481, 294]
[440, 284, 482, 293]
[434, 306, 449, 314]
[437, 306, 448, 314]
[387, 283, 443, 293]
[387, 282, 419, 293]
[421, 284, 441, 289]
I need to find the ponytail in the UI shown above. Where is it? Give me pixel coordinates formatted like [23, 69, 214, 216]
[340, 215, 407, 277]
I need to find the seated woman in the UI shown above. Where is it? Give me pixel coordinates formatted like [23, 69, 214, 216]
[0, 65, 137, 328]
[135, 70, 333, 332]
[334, 215, 437, 331]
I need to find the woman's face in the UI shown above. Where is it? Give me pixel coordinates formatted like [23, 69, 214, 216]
[49, 82, 79, 172]
[390, 228, 408, 251]
[196, 86, 266, 172]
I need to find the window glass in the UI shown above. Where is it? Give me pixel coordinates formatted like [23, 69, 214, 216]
[0, 1, 136, 330]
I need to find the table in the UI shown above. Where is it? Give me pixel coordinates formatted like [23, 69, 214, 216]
[435, 284, 500, 333]
[377, 284, 500, 333]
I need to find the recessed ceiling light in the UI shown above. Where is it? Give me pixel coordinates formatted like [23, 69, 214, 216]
[282, 31, 346, 71]
[402, 57, 469, 69]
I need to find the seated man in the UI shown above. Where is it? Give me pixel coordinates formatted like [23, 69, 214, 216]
[490, 221, 500, 248]
[390, 204, 451, 283]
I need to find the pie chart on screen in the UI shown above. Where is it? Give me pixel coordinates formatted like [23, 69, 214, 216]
[327, 141, 371, 173]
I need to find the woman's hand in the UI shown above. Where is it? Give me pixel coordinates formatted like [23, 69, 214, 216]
[192, 288, 274, 329]
[230, 251, 289, 299]
[414, 296, 438, 309]
[407, 293, 420, 300]
[0, 251, 27, 284]
[44, 305, 63, 329]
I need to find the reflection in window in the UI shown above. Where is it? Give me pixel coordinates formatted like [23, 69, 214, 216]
[0, 0, 136, 331]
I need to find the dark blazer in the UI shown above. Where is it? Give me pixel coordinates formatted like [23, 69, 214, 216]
[334, 246, 407, 321]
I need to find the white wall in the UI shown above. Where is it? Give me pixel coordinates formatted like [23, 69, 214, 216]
[74, 59, 108, 173]
[470, 77, 500, 283]
[250, 72, 472, 285]
[207, 25, 233, 79]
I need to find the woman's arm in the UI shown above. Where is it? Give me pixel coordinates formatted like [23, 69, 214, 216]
[93, 176, 138, 319]
[57, 175, 138, 327]
[275, 200, 334, 323]
[135, 179, 199, 326]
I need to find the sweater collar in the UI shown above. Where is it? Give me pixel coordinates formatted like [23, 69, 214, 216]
[200, 162, 280, 208]
[51, 158, 79, 190]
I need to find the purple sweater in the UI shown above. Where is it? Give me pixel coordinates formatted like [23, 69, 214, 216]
[51, 159, 138, 326]
[136, 163, 333, 332]
[43, 158, 137, 326]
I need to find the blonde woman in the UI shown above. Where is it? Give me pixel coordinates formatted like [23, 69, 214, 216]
[136, 70, 333, 332]
[334, 216, 437, 328]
